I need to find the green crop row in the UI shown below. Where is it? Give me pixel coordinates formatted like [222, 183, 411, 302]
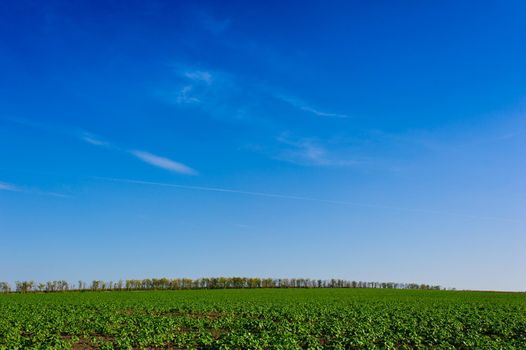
[1, 289, 525, 349]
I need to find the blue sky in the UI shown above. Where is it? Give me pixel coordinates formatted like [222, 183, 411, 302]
[0, 1, 525, 291]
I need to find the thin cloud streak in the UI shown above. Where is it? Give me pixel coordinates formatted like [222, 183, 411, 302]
[275, 134, 359, 167]
[130, 151, 198, 175]
[78, 131, 198, 176]
[81, 132, 111, 147]
[299, 106, 350, 119]
[0, 181, 21, 192]
[96, 177, 523, 224]
[276, 95, 350, 119]
[0, 180, 69, 197]
[33, 190, 71, 198]
[168, 65, 350, 121]
[3, 117, 198, 176]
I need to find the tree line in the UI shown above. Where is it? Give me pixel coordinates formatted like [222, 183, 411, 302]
[0, 277, 442, 293]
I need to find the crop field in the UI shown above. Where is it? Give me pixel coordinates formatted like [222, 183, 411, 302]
[1, 288, 525, 349]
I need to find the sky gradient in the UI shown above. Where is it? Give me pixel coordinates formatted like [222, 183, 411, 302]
[0, 0, 525, 291]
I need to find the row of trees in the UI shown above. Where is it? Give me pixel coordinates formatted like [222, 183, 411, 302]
[0, 280, 71, 293]
[0, 277, 442, 293]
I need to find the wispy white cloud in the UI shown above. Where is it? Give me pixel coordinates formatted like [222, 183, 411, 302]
[168, 67, 254, 123]
[472, 130, 523, 145]
[277, 137, 327, 165]
[33, 190, 71, 198]
[0, 180, 69, 197]
[172, 69, 216, 105]
[174, 70, 213, 104]
[78, 131, 198, 176]
[299, 106, 350, 119]
[370, 115, 525, 154]
[80, 132, 110, 147]
[275, 134, 359, 167]
[184, 70, 213, 85]
[176, 85, 201, 104]
[165, 64, 351, 125]
[276, 95, 350, 119]
[0, 181, 21, 192]
[130, 150, 197, 175]
[4, 117, 199, 176]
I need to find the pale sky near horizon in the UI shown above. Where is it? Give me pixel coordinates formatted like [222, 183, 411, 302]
[0, 0, 525, 291]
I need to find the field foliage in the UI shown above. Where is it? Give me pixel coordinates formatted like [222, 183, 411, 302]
[1, 289, 525, 349]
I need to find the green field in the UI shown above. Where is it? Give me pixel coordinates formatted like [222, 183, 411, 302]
[1, 289, 525, 349]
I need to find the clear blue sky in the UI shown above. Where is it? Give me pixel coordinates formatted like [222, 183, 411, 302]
[0, 1, 525, 291]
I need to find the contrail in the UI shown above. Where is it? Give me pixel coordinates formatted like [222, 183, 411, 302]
[0, 180, 70, 198]
[93, 176, 523, 224]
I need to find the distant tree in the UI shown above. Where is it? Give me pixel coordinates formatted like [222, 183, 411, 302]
[0, 282, 10, 293]
[91, 280, 101, 291]
[6, 277, 442, 293]
[15, 281, 34, 293]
